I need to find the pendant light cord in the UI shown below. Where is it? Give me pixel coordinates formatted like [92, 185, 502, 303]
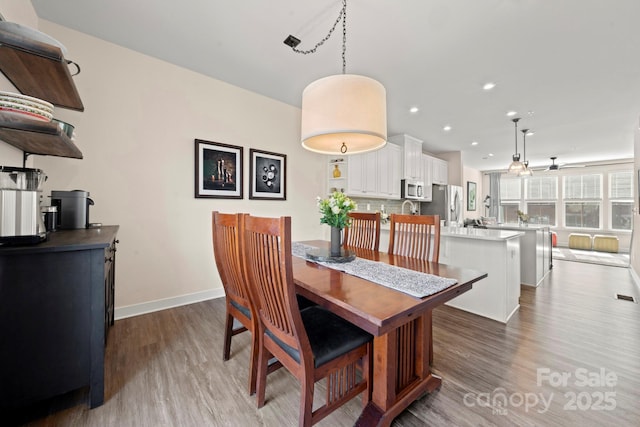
[290, 0, 347, 74]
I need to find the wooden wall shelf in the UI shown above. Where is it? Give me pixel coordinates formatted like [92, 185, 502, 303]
[0, 113, 82, 159]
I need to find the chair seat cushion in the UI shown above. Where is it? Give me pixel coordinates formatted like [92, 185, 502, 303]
[230, 299, 251, 319]
[303, 306, 372, 368]
[266, 306, 372, 368]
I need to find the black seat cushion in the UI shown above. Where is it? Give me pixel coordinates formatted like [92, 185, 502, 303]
[266, 306, 372, 368]
[296, 294, 317, 310]
[230, 299, 251, 319]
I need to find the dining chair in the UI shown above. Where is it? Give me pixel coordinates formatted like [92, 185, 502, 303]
[241, 215, 373, 427]
[388, 214, 441, 262]
[388, 214, 441, 365]
[211, 211, 262, 395]
[343, 211, 381, 251]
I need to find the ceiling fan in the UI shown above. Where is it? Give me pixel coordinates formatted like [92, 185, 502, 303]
[545, 156, 584, 171]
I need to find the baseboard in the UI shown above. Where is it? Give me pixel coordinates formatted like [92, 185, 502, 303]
[114, 288, 225, 320]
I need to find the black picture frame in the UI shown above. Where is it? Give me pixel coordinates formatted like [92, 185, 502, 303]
[467, 181, 477, 211]
[195, 139, 243, 199]
[249, 149, 286, 200]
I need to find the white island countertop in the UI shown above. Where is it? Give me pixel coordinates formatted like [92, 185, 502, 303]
[486, 223, 550, 231]
[380, 223, 522, 241]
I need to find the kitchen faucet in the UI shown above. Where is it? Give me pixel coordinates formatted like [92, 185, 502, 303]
[401, 199, 416, 215]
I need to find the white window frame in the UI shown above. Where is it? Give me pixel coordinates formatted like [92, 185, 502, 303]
[609, 171, 633, 231]
[562, 174, 602, 230]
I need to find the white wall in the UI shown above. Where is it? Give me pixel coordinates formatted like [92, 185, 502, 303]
[0, 1, 38, 167]
[1, 12, 326, 313]
[632, 118, 640, 274]
[463, 166, 483, 220]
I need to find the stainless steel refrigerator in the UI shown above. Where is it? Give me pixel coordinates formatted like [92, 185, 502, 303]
[420, 184, 464, 226]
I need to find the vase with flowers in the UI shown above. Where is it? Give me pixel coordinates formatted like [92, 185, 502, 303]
[317, 191, 356, 256]
[517, 209, 529, 226]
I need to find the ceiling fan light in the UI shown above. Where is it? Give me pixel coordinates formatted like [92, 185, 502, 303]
[301, 74, 387, 155]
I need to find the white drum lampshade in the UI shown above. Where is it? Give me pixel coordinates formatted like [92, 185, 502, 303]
[301, 74, 387, 155]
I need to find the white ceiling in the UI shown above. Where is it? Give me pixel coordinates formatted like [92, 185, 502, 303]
[31, 0, 640, 171]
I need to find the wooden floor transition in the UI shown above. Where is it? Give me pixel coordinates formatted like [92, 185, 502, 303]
[9, 259, 640, 427]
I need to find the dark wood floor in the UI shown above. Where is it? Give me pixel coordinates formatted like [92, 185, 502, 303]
[12, 259, 640, 426]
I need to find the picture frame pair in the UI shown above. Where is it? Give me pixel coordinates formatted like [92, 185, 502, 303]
[194, 139, 286, 200]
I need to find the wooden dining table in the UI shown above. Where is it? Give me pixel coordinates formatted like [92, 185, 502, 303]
[292, 240, 488, 427]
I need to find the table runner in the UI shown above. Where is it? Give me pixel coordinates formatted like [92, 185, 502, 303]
[292, 242, 457, 298]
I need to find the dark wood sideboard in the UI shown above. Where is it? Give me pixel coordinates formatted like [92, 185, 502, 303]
[0, 226, 118, 410]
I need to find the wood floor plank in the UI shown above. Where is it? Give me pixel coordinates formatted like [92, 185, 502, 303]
[9, 259, 640, 426]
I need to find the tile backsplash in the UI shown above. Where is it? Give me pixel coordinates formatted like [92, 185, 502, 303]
[350, 197, 421, 217]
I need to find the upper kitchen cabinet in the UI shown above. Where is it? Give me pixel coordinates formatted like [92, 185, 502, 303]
[389, 134, 423, 181]
[431, 157, 448, 185]
[0, 22, 84, 111]
[327, 142, 402, 200]
[422, 154, 433, 201]
[377, 142, 402, 199]
[0, 22, 84, 160]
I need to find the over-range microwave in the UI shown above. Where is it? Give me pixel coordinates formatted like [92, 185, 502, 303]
[401, 179, 425, 200]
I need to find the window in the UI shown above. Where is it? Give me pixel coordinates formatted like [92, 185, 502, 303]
[609, 171, 633, 230]
[563, 174, 602, 229]
[525, 176, 557, 225]
[500, 177, 521, 223]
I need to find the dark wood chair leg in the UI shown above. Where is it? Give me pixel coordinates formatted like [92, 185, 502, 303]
[256, 339, 270, 408]
[223, 312, 234, 361]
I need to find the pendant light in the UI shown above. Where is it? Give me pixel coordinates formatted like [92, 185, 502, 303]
[286, 0, 387, 155]
[507, 118, 525, 174]
[518, 128, 533, 177]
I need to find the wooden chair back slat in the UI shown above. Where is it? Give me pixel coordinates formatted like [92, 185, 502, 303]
[388, 214, 440, 262]
[343, 212, 381, 251]
[212, 212, 251, 307]
[242, 215, 306, 352]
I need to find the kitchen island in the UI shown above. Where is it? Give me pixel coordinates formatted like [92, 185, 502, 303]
[486, 223, 551, 287]
[380, 224, 523, 323]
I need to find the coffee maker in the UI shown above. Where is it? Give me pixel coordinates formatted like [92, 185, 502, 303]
[50, 190, 94, 229]
[0, 166, 47, 245]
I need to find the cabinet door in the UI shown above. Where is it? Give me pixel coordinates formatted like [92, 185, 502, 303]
[347, 154, 366, 196]
[432, 158, 449, 185]
[404, 138, 421, 180]
[362, 151, 378, 195]
[422, 154, 433, 201]
[378, 143, 402, 199]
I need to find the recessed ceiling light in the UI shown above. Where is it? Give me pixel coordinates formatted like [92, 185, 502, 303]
[409, 106, 419, 113]
[443, 125, 452, 131]
[506, 111, 518, 117]
[483, 82, 496, 91]
[471, 141, 478, 146]
[488, 153, 494, 157]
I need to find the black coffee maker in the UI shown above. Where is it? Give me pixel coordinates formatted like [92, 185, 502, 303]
[50, 190, 94, 229]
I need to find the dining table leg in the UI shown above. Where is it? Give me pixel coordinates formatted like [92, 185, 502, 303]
[355, 312, 442, 427]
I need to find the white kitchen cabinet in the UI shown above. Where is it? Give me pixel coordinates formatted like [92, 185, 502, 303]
[377, 143, 402, 199]
[431, 157, 448, 185]
[422, 154, 433, 201]
[347, 151, 377, 196]
[389, 134, 423, 181]
[329, 143, 401, 199]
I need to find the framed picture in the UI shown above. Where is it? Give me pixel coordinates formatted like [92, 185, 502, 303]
[467, 181, 477, 211]
[249, 149, 286, 200]
[195, 139, 243, 199]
